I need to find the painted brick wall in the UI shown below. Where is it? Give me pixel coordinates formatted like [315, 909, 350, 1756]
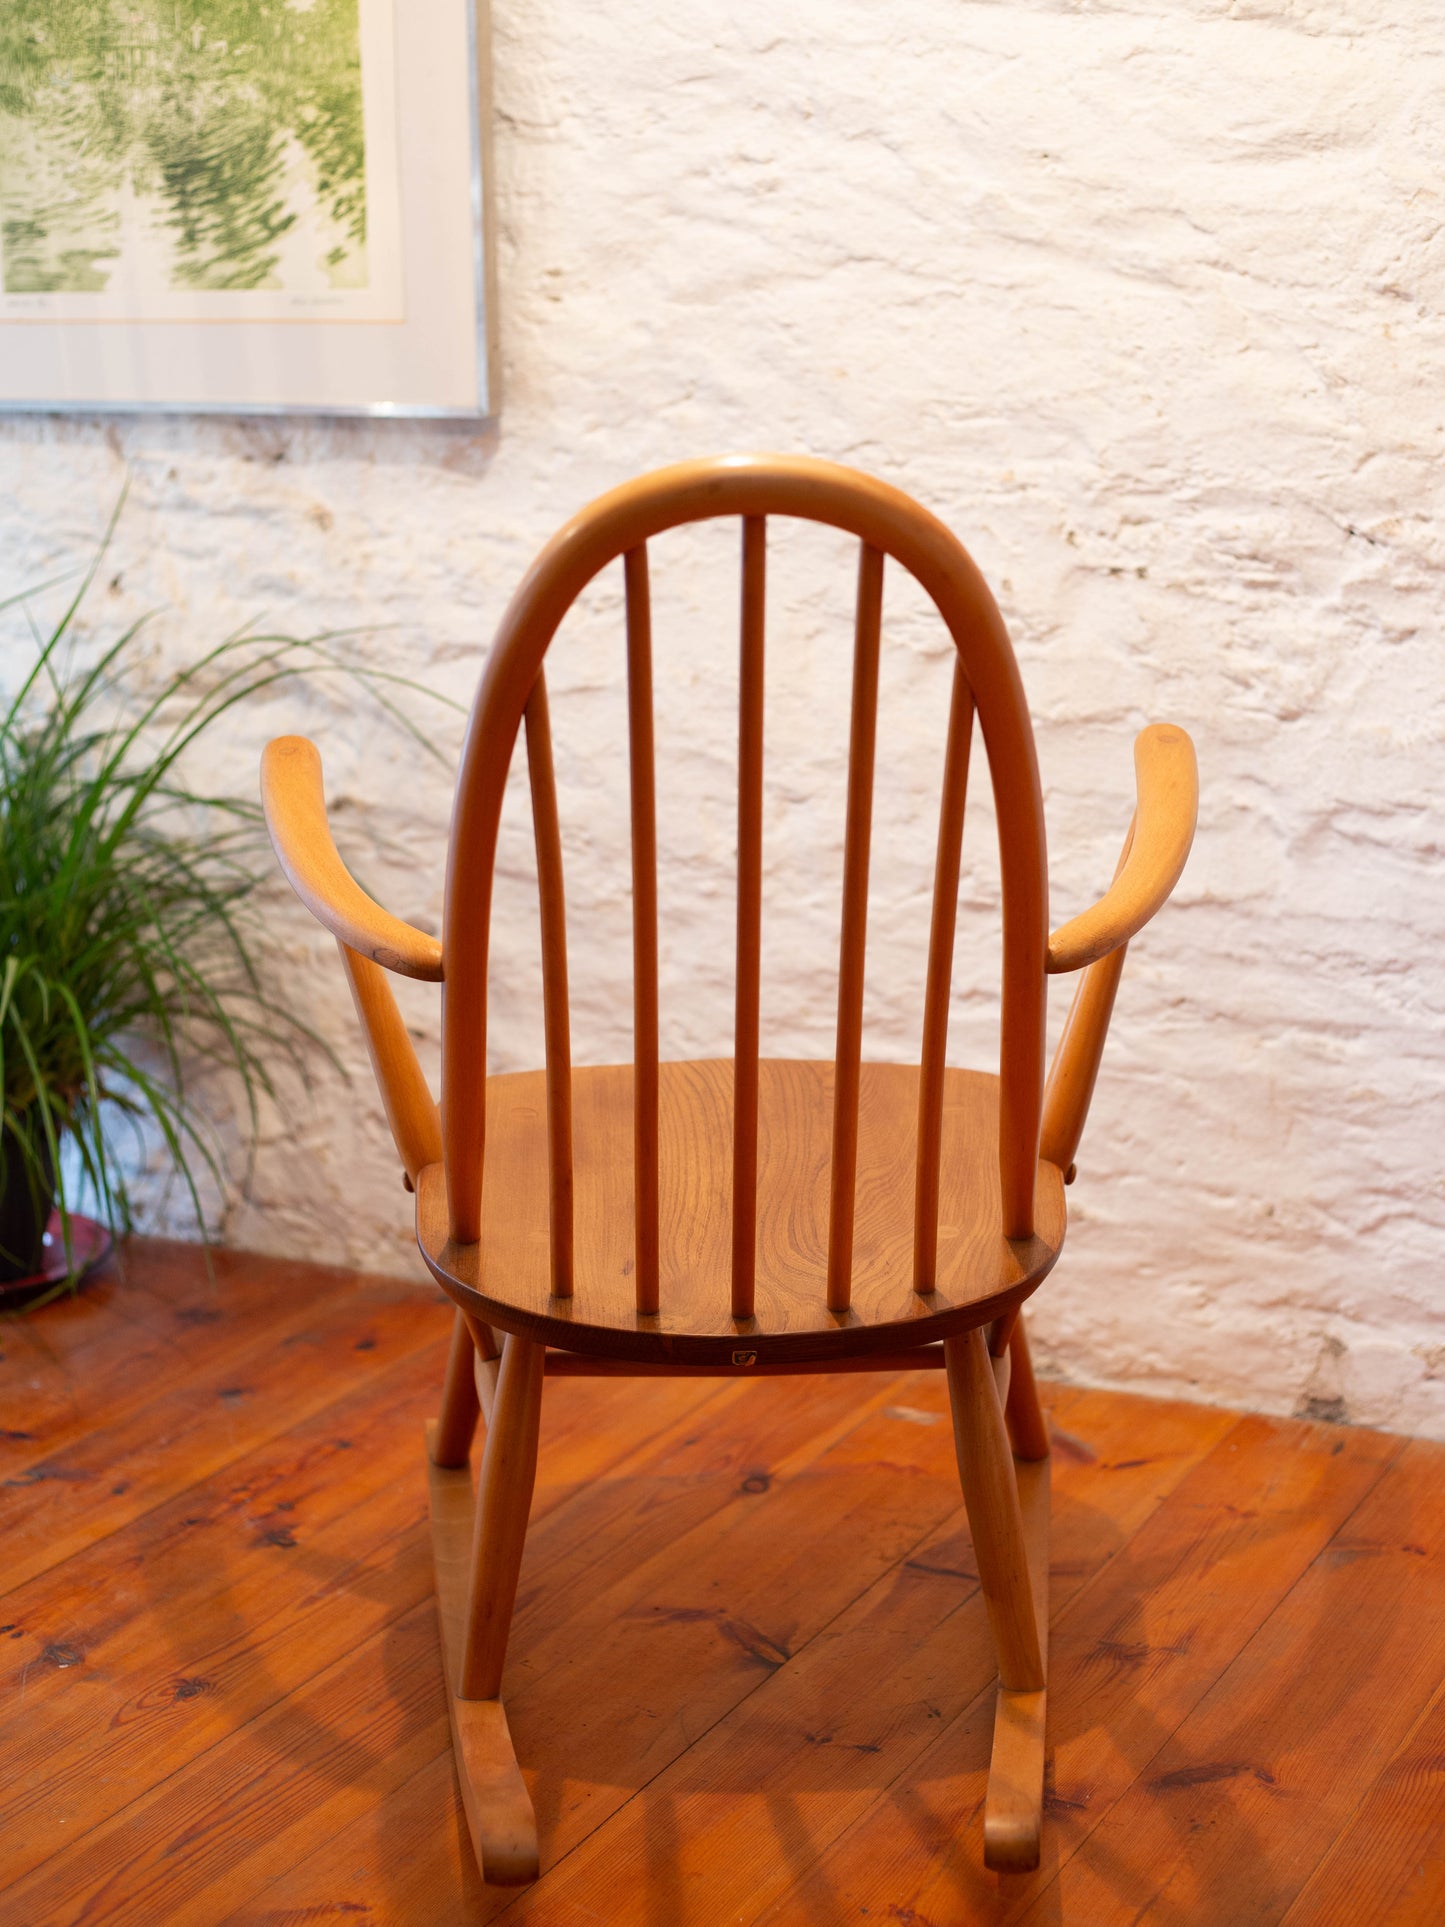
[2, 1, 1441, 1432]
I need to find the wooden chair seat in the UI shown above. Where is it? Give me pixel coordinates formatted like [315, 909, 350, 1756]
[416, 1058, 1068, 1367]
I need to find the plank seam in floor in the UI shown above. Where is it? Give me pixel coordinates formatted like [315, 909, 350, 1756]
[1277, 1664, 1445, 1925]
[735, 1418, 1268, 1926]
[10, 1241, 1435, 1927]
[954, 1424, 1410, 1927]
[0, 1274, 370, 1484]
[0, 1533, 439, 1899]
[0, 1317, 449, 1601]
[483, 1401, 1250, 1922]
[221, 1368, 966, 1925]
[487, 1445, 984, 1919]
[3, 1362, 893, 1908]
[0, 1369, 737, 1895]
[479, 1369, 923, 1710]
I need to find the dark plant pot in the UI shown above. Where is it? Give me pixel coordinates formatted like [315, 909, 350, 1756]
[0, 1126, 57, 1283]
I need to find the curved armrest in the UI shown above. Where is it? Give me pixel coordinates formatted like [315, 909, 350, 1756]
[1046, 724, 1197, 974]
[261, 736, 444, 982]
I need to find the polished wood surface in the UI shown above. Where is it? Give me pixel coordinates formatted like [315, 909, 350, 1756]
[1040, 936, 1128, 1177]
[260, 456, 1199, 1887]
[260, 735, 444, 981]
[425, 1418, 540, 1884]
[522, 673, 575, 1299]
[337, 944, 443, 1185]
[457, 1335, 545, 1701]
[946, 1329, 1043, 1692]
[439, 456, 1051, 1252]
[624, 544, 661, 1317]
[538, 1345, 951, 1377]
[732, 514, 767, 1320]
[3, 1240, 1439, 1927]
[914, 657, 975, 1293]
[415, 1058, 1067, 1365]
[1004, 1315, 1053, 1462]
[432, 1307, 482, 1468]
[826, 541, 886, 1313]
[983, 1456, 1051, 1874]
[1047, 722, 1198, 973]
[946, 1326, 1050, 1872]
[1039, 821, 1134, 1177]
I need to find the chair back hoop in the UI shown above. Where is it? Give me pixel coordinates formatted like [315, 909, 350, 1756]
[440, 455, 1049, 1312]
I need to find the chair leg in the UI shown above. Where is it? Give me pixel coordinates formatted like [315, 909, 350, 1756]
[424, 1331, 545, 1885]
[464, 1311, 503, 1425]
[945, 1326, 1050, 1873]
[430, 1309, 482, 1468]
[1004, 1313, 1051, 1463]
[460, 1333, 545, 1697]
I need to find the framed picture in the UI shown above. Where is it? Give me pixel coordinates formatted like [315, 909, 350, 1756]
[0, 1, 497, 418]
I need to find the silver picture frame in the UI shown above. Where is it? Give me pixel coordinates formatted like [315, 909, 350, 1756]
[0, 1, 497, 419]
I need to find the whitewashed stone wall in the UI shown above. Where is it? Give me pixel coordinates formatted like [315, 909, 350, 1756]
[2, 0, 1442, 1434]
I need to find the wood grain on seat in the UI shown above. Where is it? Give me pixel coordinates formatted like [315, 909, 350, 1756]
[416, 1058, 1065, 1366]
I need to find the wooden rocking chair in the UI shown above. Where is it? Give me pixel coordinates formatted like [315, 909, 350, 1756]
[261, 455, 1197, 1886]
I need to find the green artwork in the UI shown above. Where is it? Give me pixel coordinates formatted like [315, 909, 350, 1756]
[0, 1, 387, 306]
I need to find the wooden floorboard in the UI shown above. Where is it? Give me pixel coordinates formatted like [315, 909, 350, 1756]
[0, 1240, 361, 1479]
[2, 1239, 1440, 1925]
[1021, 1432, 1445, 1926]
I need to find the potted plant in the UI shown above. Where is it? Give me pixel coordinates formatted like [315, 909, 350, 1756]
[0, 525, 434, 1298]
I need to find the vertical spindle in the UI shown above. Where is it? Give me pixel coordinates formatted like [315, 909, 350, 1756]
[732, 516, 767, 1319]
[625, 545, 660, 1315]
[827, 542, 885, 1314]
[912, 658, 975, 1292]
[524, 673, 574, 1296]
